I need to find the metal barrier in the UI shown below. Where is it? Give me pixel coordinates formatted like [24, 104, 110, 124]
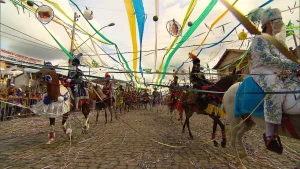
[0, 97, 42, 121]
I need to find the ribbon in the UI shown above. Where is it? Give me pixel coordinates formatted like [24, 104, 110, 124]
[158, 0, 218, 85]
[156, 0, 198, 84]
[124, 0, 139, 79]
[219, 0, 300, 64]
[132, 0, 146, 81]
[191, 0, 239, 54]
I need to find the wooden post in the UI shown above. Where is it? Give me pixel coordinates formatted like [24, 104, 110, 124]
[69, 12, 77, 67]
[292, 31, 298, 48]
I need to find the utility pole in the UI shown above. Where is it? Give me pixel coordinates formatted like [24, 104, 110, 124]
[69, 12, 78, 67]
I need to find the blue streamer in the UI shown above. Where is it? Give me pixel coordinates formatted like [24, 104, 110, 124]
[132, 0, 146, 80]
[176, 0, 274, 70]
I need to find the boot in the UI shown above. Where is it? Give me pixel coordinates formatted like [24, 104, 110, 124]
[221, 131, 226, 148]
[212, 133, 218, 147]
[46, 131, 55, 144]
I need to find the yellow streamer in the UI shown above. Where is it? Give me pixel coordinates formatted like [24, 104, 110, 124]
[156, 0, 198, 84]
[191, 0, 239, 54]
[219, 0, 300, 64]
[124, 0, 139, 79]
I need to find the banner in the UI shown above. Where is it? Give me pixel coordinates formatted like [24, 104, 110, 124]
[0, 49, 44, 64]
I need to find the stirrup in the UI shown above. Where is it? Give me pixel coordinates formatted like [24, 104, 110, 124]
[263, 133, 283, 154]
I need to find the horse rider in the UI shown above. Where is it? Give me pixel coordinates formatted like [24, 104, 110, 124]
[152, 87, 160, 106]
[65, 58, 88, 112]
[169, 76, 179, 109]
[248, 7, 300, 153]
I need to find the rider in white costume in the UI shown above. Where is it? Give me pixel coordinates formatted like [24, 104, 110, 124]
[249, 7, 299, 152]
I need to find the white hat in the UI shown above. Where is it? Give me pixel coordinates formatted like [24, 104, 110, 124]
[248, 7, 282, 26]
[10, 84, 15, 86]
[18, 88, 23, 92]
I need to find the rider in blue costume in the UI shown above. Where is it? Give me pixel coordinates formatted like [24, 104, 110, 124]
[65, 58, 88, 111]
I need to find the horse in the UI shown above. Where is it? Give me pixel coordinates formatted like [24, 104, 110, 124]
[180, 69, 242, 147]
[223, 74, 300, 169]
[32, 70, 71, 144]
[90, 84, 116, 124]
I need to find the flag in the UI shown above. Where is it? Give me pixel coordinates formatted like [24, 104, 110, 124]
[92, 60, 99, 67]
[143, 69, 152, 73]
[286, 20, 294, 37]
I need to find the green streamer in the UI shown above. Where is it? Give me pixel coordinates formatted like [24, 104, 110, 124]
[10, 0, 74, 60]
[69, 0, 138, 83]
[158, 0, 218, 85]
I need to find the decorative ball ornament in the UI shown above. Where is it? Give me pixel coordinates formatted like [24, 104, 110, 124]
[83, 7, 94, 20]
[36, 5, 54, 24]
[45, 75, 52, 83]
[153, 15, 159, 22]
[188, 21, 193, 27]
[57, 96, 64, 103]
[238, 29, 248, 40]
[166, 19, 182, 37]
[27, 0, 35, 6]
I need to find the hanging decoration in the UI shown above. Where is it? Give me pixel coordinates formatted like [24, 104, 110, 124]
[157, 0, 218, 85]
[124, 0, 139, 79]
[286, 20, 294, 37]
[166, 19, 182, 37]
[132, 0, 147, 83]
[152, 0, 159, 83]
[238, 29, 247, 40]
[155, 0, 198, 84]
[0, 0, 5, 3]
[83, 7, 93, 20]
[35, 5, 54, 24]
[220, 0, 299, 64]
[188, 21, 193, 27]
[27, 0, 35, 6]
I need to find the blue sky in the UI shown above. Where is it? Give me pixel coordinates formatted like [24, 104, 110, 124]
[1, 0, 299, 85]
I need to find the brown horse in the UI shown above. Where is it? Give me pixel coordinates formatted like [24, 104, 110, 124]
[180, 69, 242, 147]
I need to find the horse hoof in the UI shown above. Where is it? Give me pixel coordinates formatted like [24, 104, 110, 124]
[221, 140, 226, 148]
[213, 140, 219, 147]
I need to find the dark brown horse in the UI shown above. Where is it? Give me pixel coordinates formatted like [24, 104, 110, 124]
[180, 69, 242, 147]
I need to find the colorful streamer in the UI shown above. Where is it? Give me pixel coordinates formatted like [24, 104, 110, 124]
[191, 0, 239, 54]
[124, 0, 139, 79]
[132, 0, 146, 81]
[156, 0, 198, 84]
[69, 0, 139, 83]
[158, 0, 218, 85]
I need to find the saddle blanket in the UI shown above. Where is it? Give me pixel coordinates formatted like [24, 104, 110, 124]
[234, 76, 265, 118]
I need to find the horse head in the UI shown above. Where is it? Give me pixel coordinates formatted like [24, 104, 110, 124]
[40, 69, 61, 100]
[212, 68, 243, 95]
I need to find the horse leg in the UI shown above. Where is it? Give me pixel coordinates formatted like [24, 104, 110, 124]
[187, 117, 194, 139]
[182, 118, 187, 133]
[211, 116, 219, 147]
[82, 103, 90, 132]
[229, 120, 245, 167]
[104, 108, 108, 124]
[46, 118, 55, 144]
[114, 106, 118, 120]
[215, 118, 226, 148]
[96, 109, 99, 123]
[109, 107, 113, 122]
[236, 120, 255, 159]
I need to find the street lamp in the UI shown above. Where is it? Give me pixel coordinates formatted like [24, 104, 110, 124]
[77, 22, 115, 49]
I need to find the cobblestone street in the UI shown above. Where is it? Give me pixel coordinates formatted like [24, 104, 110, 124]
[0, 107, 299, 169]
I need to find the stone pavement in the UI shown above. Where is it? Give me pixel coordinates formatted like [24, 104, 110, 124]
[0, 107, 299, 169]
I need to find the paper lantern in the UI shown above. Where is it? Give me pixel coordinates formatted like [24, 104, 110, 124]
[188, 21, 193, 27]
[35, 5, 54, 24]
[153, 15, 158, 21]
[83, 7, 93, 20]
[238, 29, 247, 40]
[27, 0, 35, 6]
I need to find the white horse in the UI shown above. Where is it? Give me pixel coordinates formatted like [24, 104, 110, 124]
[223, 81, 300, 169]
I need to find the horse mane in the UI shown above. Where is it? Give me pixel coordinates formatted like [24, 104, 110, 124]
[47, 71, 61, 100]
